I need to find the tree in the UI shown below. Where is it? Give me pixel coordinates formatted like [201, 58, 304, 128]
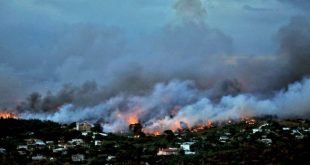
[129, 123, 143, 136]
[163, 130, 175, 142]
[91, 123, 103, 133]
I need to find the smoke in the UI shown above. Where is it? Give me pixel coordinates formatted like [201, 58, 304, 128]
[173, 0, 207, 25]
[21, 77, 310, 133]
[278, 0, 310, 12]
[276, 16, 310, 86]
[0, 65, 22, 108]
[1, 0, 310, 133]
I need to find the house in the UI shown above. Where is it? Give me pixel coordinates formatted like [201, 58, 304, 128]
[291, 129, 304, 139]
[181, 142, 196, 155]
[17, 145, 28, 150]
[99, 132, 108, 136]
[53, 148, 65, 153]
[219, 136, 229, 143]
[107, 155, 116, 161]
[252, 128, 262, 134]
[32, 155, 47, 161]
[34, 139, 46, 146]
[180, 142, 196, 155]
[180, 142, 194, 151]
[157, 148, 179, 156]
[68, 139, 84, 145]
[95, 140, 102, 146]
[303, 128, 310, 132]
[259, 138, 272, 145]
[282, 127, 290, 131]
[18, 150, 27, 156]
[0, 148, 6, 154]
[53, 148, 68, 155]
[82, 132, 89, 136]
[24, 139, 35, 145]
[71, 154, 85, 162]
[76, 122, 93, 132]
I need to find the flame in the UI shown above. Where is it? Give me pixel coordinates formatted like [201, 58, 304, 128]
[154, 131, 160, 136]
[127, 115, 139, 124]
[191, 120, 214, 132]
[0, 112, 18, 119]
[240, 116, 256, 125]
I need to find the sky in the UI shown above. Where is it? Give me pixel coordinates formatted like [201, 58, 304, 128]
[0, 0, 310, 109]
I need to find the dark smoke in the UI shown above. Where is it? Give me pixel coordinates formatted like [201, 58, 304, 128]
[277, 16, 310, 86]
[17, 1, 310, 113]
[2, 0, 310, 133]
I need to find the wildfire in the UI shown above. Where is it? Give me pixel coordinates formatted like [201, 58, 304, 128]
[0, 112, 18, 119]
[191, 120, 214, 132]
[127, 115, 139, 124]
[154, 131, 160, 136]
[241, 116, 256, 125]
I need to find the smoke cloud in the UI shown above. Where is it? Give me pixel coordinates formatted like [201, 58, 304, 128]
[1, 0, 310, 133]
[21, 77, 310, 133]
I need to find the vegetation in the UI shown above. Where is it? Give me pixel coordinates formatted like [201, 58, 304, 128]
[0, 118, 309, 164]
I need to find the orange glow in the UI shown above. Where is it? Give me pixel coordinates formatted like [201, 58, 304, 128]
[0, 112, 17, 119]
[191, 120, 214, 132]
[127, 115, 139, 124]
[154, 131, 160, 136]
[241, 116, 256, 125]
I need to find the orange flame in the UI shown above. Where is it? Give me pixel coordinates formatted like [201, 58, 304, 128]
[240, 116, 256, 125]
[127, 115, 139, 124]
[154, 131, 160, 136]
[0, 112, 17, 119]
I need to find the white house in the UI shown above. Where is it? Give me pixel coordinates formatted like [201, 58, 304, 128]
[259, 138, 272, 145]
[94, 140, 102, 146]
[180, 142, 196, 155]
[252, 128, 262, 134]
[72, 154, 85, 162]
[32, 155, 47, 161]
[68, 139, 84, 145]
[17, 145, 28, 150]
[157, 148, 179, 156]
[219, 136, 229, 143]
[0, 148, 6, 154]
[34, 139, 46, 146]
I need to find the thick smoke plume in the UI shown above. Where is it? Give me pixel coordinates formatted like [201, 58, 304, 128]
[21, 77, 310, 133]
[1, 0, 310, 133]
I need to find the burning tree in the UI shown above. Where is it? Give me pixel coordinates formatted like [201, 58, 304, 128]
[129, 123, 145, 137]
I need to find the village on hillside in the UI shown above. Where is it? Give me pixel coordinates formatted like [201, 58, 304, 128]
[0, 117, 309, 164]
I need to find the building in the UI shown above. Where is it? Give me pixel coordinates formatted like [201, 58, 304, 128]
[259, 138, 272, 145]
[94, 140, 102, 146]
[72, 154, 85, 162]
[68, 139, 84, 145]
[180, 142, 196, 155]
[219, 136, 229, 143]
[76, 122, 93, 132]
[157, 148, 179, 156]
[32, 155, 47, 161]
[252, 128, 262, 134]
[34, 139, 46, 146]
[0, 148, 6, 154]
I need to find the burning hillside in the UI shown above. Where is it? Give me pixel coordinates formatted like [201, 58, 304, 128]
[0, 112, 18, 119]
[19, 78, 310, 134]
[1, 0, 310, 136]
